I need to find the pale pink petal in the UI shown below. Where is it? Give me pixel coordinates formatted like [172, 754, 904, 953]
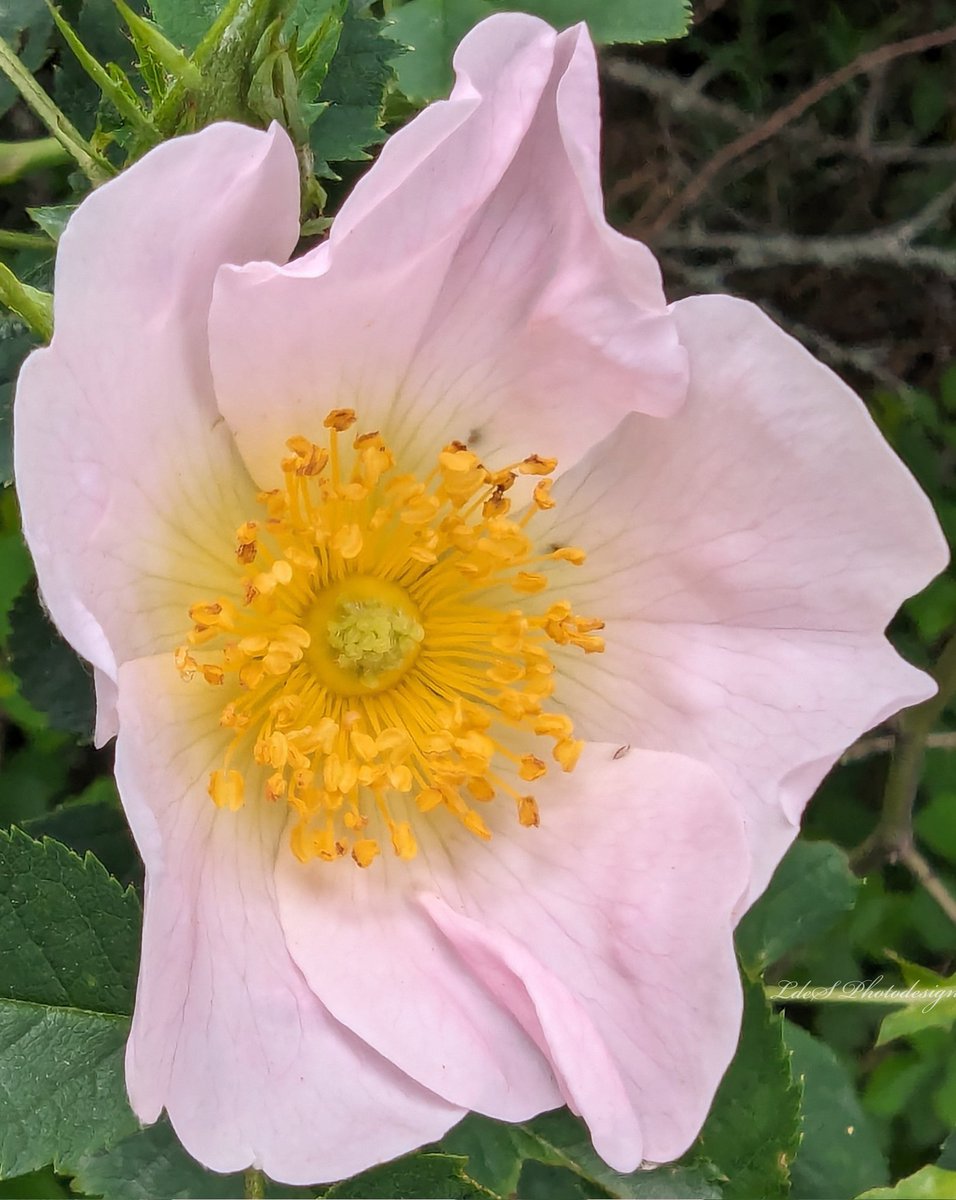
[276, 746, 748, 1166]
[419, 898, 643, 1171]
[209, 17, 686, 491]
[538, 295, 948, 901]
[15, 122, 301, 672]
[274, 821, 561, 1120]
[92, 667, 118, 746]
[117, 656, 461, 1184]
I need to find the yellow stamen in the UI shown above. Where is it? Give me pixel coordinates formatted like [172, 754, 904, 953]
[178, 409, 603, 865]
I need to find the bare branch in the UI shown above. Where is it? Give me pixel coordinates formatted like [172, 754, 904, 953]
[656, 227, 956, 277]
[842, 730, 956, 762]
[662, 256, 909, 391]
[633, 23, 956, 231]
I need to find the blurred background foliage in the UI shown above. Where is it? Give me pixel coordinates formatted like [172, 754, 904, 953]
[0, 1, 954, 1198]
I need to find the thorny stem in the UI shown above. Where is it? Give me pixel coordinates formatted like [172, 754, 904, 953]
[0, 35, 112, 184]
[850, 631, 956, 926]
[243, 1168, 266, 1199]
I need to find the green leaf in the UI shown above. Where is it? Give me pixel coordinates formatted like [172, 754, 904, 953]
[73, 1117, 314, 1200]
[8, 586, 95, 739]
[0, 1166, 69, 1198]
[856, 1166, 956, 1199]
[439, 1114, 544, 1196]
[325, 1151, 492, 1198]
[784, 1022, 888, 1200]
[47, 4, 155, 136]
[309, 3, 395, 172]
[0, 0, 54, 119]
[22, 788, 141, 888]
[511, 0, 691, 41]
[0, 324, 35, 485]
[388, 0, 692, 101]
[440, 1111, 721, 1200]
[525, 1111, 722, 1199]
[736, 839, 860, 975]
[116, 1, 204, 91]
[27, 203, 78, 242]
[697, 977, 801, 1199]
[0, 829, 140, 1177]
[0, 262, 52, 342]
[876, 960, 956, 1047]
[147, 0, 227, 50]
[385, 0, 486, 102]
[515, 1161, 601, 1200]
[0, 532, 31, 639]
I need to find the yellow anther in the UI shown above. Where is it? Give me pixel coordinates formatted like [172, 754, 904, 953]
[534, 713, 574, 739]
[553, 738, 583, 772]
[239, 634, 270, 657]
[189, 601, 223, 626]
[518, 454, 558, 476]
[350, 730, 378, 762]
[533, 479, 555, 509]
[517, 795, 540, 827]
[439, 445, 480, 472]
[486, 468, 516, 490]
[550, 545, 586, 565]
[416, 788, 444, 812]
[209, 769, 244, 811]
[519, 754, 547, 782]
[236, 521, 258, 564]
[352, 838, 380, 868]
[332, 524, 363, 559]
[467, 777, 495, 802]
[324, 408, 357, 431]
[482, 490, 511, 518]
[283, 436, 329, 476]
[513, 571, 548, 594]
[174, 646, 197, 679]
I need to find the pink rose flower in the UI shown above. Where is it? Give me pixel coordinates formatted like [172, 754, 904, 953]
[14, 12, 945, 1187]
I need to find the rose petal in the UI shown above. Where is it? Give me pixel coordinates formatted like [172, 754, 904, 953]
[117, 655, 461, 1184]
[538, 295, 948, 901]
[209, 18, 686, 490]
[274, 814, 561, 1120]
[276, 745, 747, 1166]
[15, 122, 301, 672]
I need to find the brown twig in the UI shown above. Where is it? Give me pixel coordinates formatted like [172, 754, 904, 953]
[842, 730, 956, 762]
[641, 23, 956, 233]
[602, 57, 956, 213]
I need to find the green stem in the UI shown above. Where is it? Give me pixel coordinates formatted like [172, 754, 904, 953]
[48, 4, 155, 137]
[767, 984, 954, 1006]
[243, 1168, 266, 1199]
[0, 261, 53, 340]
[0, 34, 112, 183]
[850, 629, 956, 927]
[0, 230, 52, 251]
[0, 136, 71, 184]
